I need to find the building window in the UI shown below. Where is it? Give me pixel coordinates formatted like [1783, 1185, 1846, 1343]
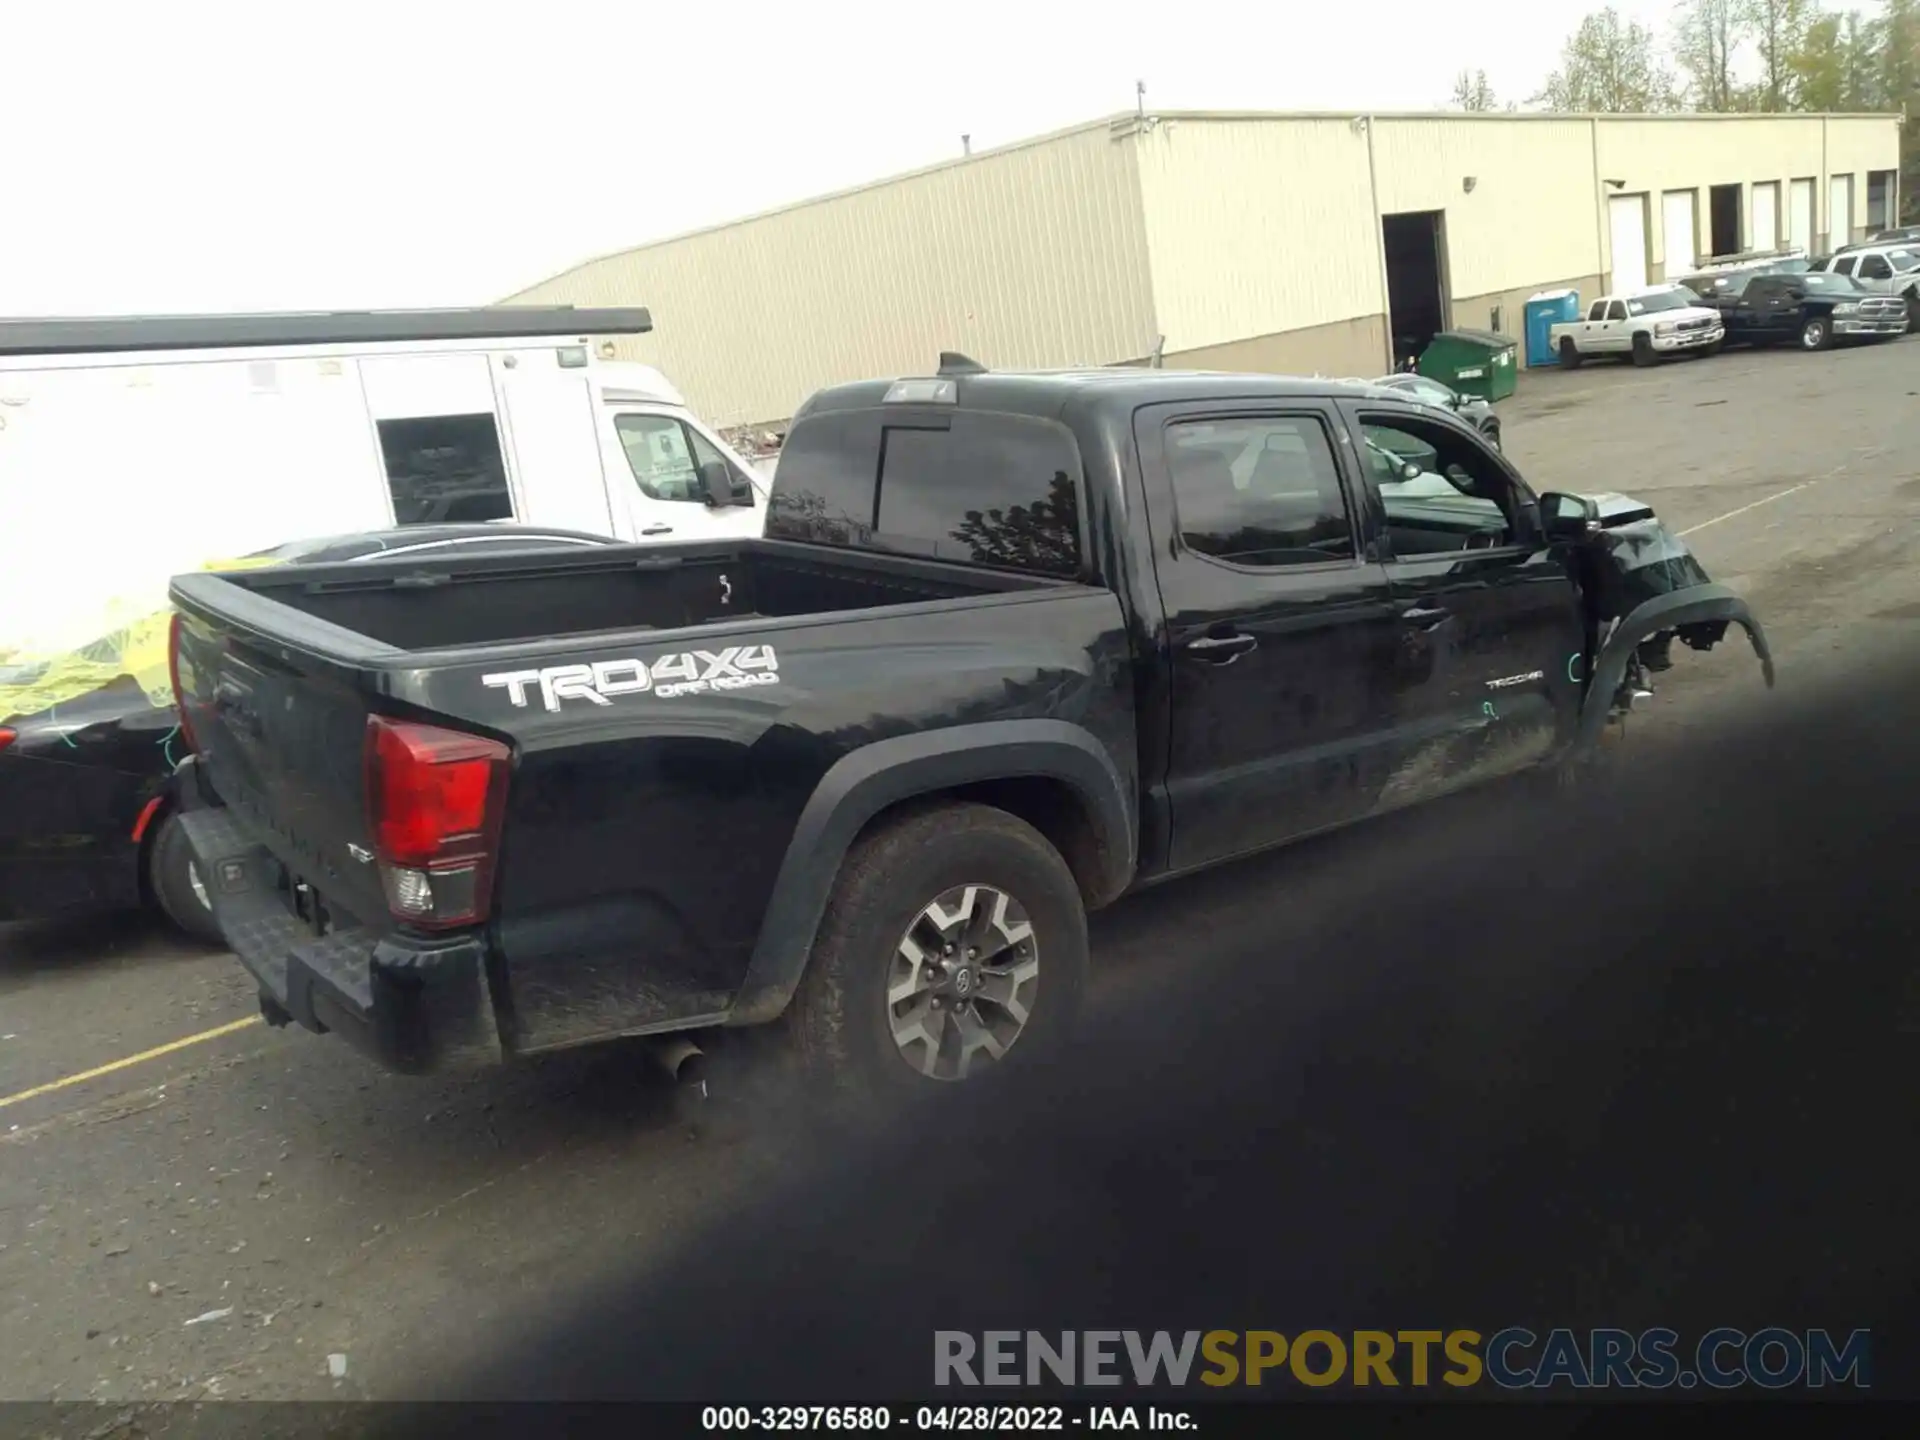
[1868, 170, 1896, 231]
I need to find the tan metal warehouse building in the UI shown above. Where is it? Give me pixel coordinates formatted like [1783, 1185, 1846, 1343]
[504, 109, 1903, 428]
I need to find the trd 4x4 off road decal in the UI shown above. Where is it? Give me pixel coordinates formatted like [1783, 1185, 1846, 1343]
[483, 645, 780, 712]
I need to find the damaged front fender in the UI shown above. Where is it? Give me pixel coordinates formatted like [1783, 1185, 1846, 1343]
[1577, 583, 1776, 749]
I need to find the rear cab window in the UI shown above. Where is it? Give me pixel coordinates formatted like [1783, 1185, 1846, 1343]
[767, 408, 1084, 578]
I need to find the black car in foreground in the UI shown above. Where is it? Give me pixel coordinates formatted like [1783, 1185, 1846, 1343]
[1676, 267, 1906, 350]
[0, 525, 618, 940]
[166, 359, 1771, 1096]
[1371, 372, 1502, 448]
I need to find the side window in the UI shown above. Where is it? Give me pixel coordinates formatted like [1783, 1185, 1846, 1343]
[614, 414, 752, 505]
[1587, 301, 1608, 322]
[1359, 415, 1519, 552]
[1834, 256, 1857, 276]
[1165, 415, 1354, 569]
[1860, 255, 1893, 281]
[375, 414, 514, 526]
[1605, 301, 1628, 321]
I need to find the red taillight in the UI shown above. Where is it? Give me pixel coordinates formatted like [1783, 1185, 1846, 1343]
[363, 715, 510, 930]
[0, 727, 14, 753]
[166, 612, 199, 755]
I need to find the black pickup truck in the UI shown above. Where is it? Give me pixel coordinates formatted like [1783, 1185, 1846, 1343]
[1676, 267, 1907, 350]
[167, 361, 1773, 1097]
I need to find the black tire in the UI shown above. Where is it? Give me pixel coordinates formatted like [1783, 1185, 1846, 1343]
[1557, 336, 1582, 370]
[787, 802, 1088, 1103]
[1699, 339, 1722, 358]
[148, 812, 223, 945]
[1905, 291, 1920, 334]
[1800, 315, 1832, 352]
[1483, 423, 1502, 451]
[1630, 332, 1656, 367]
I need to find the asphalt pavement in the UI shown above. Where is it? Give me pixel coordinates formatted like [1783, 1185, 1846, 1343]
[3, 334, 1918, 1401]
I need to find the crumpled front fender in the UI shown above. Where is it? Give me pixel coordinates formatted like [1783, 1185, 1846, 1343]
[1577, 584, 1775, 749]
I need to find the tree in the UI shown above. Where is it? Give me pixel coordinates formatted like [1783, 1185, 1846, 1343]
[1745, 0, 1818, 109]
[1883, 0, 1920, 220]
[1450, 70, 1500, 110]
[1788, 9, 1885, 111]
[1672, 0, 1746, 110]
[1535, 8, 1682, 111]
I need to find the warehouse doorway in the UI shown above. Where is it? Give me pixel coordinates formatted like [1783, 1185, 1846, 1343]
[1709, 184, 1743, 258]
[1382, 210, 1448, 370]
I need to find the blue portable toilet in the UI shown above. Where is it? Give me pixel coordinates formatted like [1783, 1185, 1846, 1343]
[1524, 289, 1582, 368]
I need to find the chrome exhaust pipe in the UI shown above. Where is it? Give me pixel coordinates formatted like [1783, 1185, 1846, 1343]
[648, 1035, 705, 1085]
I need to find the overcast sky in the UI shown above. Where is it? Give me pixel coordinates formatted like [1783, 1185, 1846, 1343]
[2, 0, 1741, 316]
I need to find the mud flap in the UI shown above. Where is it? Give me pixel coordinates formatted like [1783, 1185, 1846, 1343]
[1576, 584, 1775, 750]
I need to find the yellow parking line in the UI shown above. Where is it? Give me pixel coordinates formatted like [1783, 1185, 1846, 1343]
[0, 1015, 262, 1111]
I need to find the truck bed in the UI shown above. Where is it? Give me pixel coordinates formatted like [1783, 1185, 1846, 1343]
[178, 538, 1063, 655]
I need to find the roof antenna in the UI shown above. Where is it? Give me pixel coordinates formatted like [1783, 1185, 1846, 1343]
[1136, 79, 1146, 120]
[961, 134, 972, 157]
[938, 351, 987, 376]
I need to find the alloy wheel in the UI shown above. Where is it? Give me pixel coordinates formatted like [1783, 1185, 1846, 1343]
[886, 884, 1040, 1081]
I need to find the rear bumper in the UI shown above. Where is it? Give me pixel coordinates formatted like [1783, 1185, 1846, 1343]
[174, 797, 504, 1075]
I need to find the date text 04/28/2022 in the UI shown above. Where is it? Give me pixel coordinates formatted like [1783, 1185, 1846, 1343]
[700, 1405, 1191, 1431]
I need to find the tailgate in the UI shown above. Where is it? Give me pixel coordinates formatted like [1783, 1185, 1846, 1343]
[169, 608, 389, 928]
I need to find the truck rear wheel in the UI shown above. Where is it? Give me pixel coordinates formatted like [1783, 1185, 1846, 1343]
[148, 813, 223, 946]
[1557, 336, 1582, 369]
[788, 802, 1088, 1102]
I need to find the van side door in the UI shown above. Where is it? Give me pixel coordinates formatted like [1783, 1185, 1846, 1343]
[1131, 398, 1401, 873]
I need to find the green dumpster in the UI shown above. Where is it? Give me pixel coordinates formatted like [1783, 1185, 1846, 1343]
[1417, 328, 1518, 402]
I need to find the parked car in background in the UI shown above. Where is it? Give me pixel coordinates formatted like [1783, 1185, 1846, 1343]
[1808, 245, 1920, 330]
[1686, 247, 1808, 278]
[1855, 224, 1920, 247]
[1678, 269, 1905, 351]
[0, 525, 618, 941]
[0, 309, 767, 739]
[1676, 256, 1810, 303]
[1371, 372, 1502, 448]
[166, 360, 1771, 1094]
[1549, 285, 1726, 367]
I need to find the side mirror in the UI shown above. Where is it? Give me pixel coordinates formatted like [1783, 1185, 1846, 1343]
[1539, 491, 1600, 541]
[1399, 461, 1423, 483]
[698, 460, 740, 509]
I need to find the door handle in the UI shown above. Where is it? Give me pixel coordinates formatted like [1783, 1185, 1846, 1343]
[1184, 632, 1258, 663]
[639, 523, 673, 536]
[1400, 604, 1451, 630]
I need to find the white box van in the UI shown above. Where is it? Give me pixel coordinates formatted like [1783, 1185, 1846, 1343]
[0, 307, 765, 664]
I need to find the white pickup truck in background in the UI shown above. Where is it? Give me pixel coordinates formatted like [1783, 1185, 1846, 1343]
[1550, 285, 1727, 368]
